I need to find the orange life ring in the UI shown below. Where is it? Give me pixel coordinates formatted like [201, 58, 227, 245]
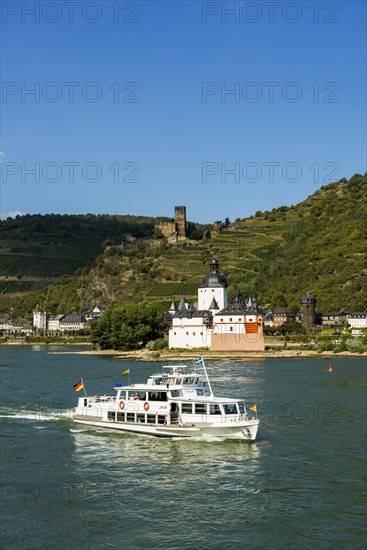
[119, 401, 125, 410]
[144, 402, 149, 411]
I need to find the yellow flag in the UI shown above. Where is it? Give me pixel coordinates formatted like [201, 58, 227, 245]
[250, 405, 257, 412]
[122, 369, 130, 375]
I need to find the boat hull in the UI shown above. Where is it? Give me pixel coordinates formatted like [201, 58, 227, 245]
[73, 417, 259, 440]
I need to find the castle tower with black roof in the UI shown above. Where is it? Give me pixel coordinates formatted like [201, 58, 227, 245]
[198, 259, 227, 311]
[300, 293, 316, 327]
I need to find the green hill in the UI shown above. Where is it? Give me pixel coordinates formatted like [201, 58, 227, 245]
[1, 174, 366, 317]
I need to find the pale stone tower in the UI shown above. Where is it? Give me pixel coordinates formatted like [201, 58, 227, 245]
[33, 307, 47, 331]
[174, 206, 186, 238]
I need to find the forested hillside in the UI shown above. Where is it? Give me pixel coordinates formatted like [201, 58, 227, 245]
[0, 213, 168, 307]
[1, 174, 366, 317]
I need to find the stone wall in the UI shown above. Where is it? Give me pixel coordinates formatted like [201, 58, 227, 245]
[211, 327, 265, 351]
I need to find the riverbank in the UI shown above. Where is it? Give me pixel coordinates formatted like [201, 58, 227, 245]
[48, 348, 367, 361]
[1, 341, 366, 360]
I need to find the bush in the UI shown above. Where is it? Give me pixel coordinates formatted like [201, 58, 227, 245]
[146, 337, 168, 350]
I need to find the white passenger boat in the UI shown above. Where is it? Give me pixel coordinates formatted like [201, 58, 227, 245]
[73, 358, 259, 440]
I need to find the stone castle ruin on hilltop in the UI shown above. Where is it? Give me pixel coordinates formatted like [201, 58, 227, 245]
[157, 206, 187, 242]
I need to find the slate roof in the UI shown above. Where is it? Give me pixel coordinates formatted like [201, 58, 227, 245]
[60, 313, 85, 324]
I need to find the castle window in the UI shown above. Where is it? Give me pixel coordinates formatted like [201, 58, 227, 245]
[193, 332, 196, 336]
[220, 319, 223, 322]
[174, 332, 176, 335]
[230, 327, 233, 331]
[200, 332, 202, 335]
[239, 318, 241, 322]
[186, 332, 189, 335]
[230, 318, 232, 322]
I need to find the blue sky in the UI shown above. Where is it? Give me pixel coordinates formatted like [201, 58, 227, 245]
[1, 0, 366, 223]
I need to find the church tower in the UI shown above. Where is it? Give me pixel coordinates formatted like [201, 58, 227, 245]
[198, 259, 227, 311]
[300, 293, 316, 327]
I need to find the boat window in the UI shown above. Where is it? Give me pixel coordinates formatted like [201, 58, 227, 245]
[130, 391, 146, 401]
[157, 415, 165, 425]
[194, 377, 199, 384]
[181, 403, 193, 414]
[209, 404, 221, 415]
[119, 391, 127, 400]
[117, 412, 125, 422]
[107, 411, 115, 421]
[176, 378, 182, 385]
[171, 390, 182, 398]
[154, 378, 163, 385]
[183, 377, 195, 384]
[195, 403, 207, 414]
[196, 388, 204, 396]
[223, 404, 238, 415]
[147, 414, 156, 424]
[126, 413, 135, 422]
[167, 378, 175, 385]
[137, 413, 145, 423]
[238, 402, 245, 414]
[148, 391, 167, 401]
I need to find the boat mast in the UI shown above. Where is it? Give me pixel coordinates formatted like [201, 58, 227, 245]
[200, 357, 213, 396]
[81, 378, 87, 398]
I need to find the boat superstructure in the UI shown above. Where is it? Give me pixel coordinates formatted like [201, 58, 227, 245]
[73, 360, 259, 440]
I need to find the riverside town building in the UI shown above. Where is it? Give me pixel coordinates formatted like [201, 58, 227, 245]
[164, 259, 265, 351]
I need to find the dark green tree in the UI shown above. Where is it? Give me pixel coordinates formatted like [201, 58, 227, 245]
[91, 302, 165, 350]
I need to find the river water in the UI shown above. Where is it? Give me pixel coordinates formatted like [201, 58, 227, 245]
[1, 346, 366, 550]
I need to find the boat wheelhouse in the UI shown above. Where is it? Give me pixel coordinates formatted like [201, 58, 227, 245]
[73, 360, 259, 440]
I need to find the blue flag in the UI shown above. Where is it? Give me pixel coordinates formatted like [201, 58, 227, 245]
[195, 357, 203, 365]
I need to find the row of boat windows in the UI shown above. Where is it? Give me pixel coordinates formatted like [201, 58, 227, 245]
[181, 403, 244, 415]
[108, 411, 166, 424]
[152, 377, 205, 386]
[120, 388, 209, 400]
[171, 388, 209, 397]
[120, 391, 168, 401]
[107, 403, 244, 422]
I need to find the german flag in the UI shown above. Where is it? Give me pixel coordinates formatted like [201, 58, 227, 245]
[73, 379, 84, 392]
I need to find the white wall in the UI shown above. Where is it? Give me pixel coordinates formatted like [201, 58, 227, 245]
[198, 287, 227, 311]
[348, 316, 367, 328]
[169, 318, 211, 348]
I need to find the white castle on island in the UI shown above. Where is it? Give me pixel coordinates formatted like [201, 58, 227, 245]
[164, 259, 265, 351]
